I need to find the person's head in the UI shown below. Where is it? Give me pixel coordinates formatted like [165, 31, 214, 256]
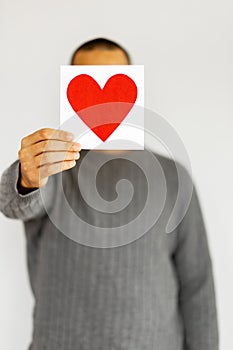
[70, 37, 131, 66]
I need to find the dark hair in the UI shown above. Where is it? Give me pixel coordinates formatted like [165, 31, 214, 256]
[70, 37, 131, 64]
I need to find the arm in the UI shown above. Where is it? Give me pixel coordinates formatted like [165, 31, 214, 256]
[0, 159, 55, 221]
[174, 185, 219, 350]
[0, 127, 81, 221]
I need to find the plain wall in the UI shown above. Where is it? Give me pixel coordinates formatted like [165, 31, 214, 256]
[1, 0, 233, 349]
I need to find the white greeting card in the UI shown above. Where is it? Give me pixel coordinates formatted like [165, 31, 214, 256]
[60, 65, 144, 150]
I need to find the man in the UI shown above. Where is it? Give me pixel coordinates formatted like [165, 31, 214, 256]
[0, 38, 218, 349]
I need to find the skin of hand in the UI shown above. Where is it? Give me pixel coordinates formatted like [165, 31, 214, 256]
[18, 128, 81, 188]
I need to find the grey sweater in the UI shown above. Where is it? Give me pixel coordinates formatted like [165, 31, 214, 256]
[0, 150, 218, 350]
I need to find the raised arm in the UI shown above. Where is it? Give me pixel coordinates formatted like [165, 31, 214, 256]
[0, 128, 81, 221]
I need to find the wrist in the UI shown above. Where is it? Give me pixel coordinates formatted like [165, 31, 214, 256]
[18, 163, 39, 194]
[20, 175, 34, 189]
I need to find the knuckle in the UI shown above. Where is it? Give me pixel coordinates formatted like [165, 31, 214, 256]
[39, 128, 51, 139]
[20, 137, 27, 147]
[39, 129, 47, 139]
[21, 164, 27, 173]
[18, 148, 26, 160]
[23, 160, 37, 174]
[18, 149, 22, 159]
[19, 148, 30, 160]
[21, 161, 30, 172]
[21, 165, 28, 176]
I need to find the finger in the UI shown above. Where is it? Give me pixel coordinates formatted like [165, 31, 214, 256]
[20, 140, 81, 159]
[21, 128, 74, 147]
[35, 151, 80, 167]
[39, 160, 77, 178]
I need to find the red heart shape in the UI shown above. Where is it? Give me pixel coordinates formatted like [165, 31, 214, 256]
[67, 74, 138, 141]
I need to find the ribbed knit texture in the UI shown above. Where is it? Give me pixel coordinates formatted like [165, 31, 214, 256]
[0, 150, 218, 350]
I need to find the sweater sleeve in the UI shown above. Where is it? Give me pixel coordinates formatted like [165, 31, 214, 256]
[174, 184, 219, 350]
[0, 159, 55, 221]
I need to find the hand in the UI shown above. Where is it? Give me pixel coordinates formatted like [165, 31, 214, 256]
[18, 128, 81, 188]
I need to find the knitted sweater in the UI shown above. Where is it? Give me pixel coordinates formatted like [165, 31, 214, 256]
[0, 150, 218, 350]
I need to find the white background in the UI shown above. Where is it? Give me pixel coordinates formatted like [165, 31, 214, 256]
[0, 1, 232, 349]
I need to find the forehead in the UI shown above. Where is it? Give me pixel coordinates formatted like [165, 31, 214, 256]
[72, 48, 129, 65]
